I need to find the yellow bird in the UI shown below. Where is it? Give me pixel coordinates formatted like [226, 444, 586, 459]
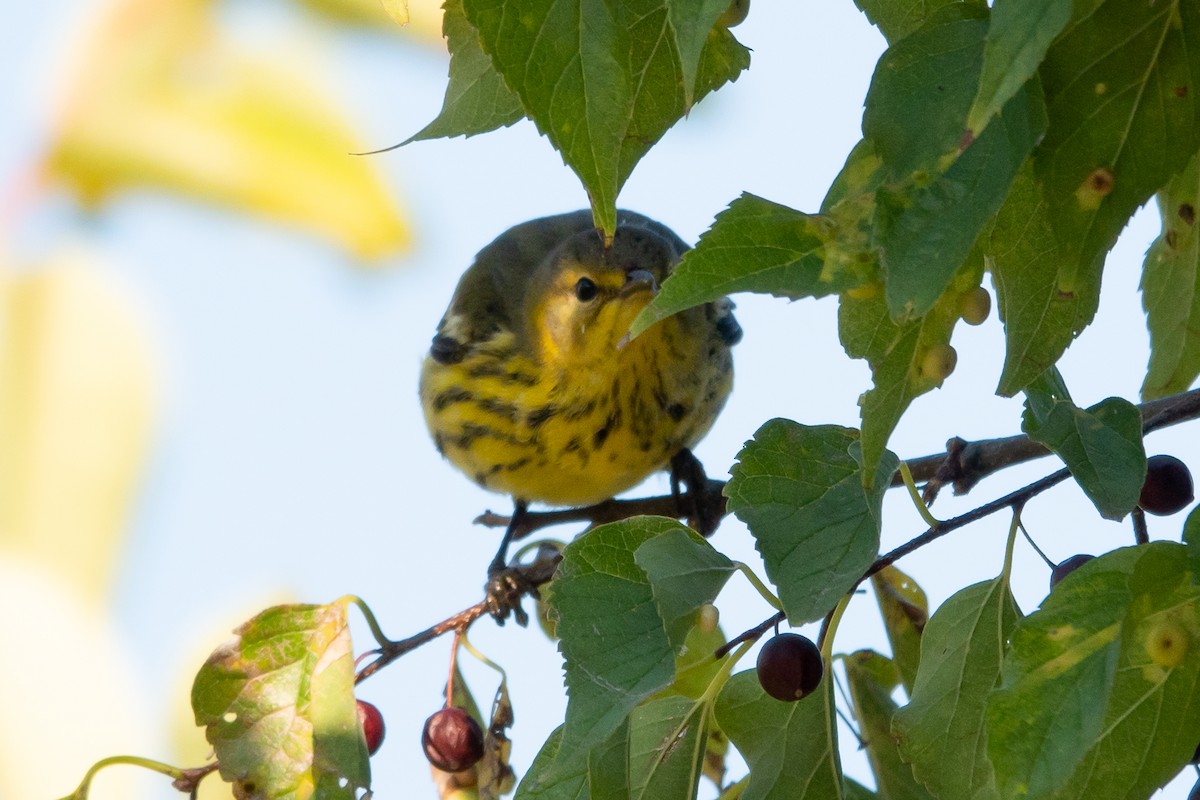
[420, 210, 740, 570]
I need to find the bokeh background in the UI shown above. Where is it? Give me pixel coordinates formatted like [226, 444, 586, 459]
[2, 1, 1196, 798]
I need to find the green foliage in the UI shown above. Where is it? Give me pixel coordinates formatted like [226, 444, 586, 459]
[1142, 151, 1200, 400]
[892, 576, 1022, 800]
[454, 0, 750, 235]
[871, 565, 928, 694]
[845, 650, 934, 800]
[190, 601, 369, 798]
[725, 421, 896, 624]
[539, 518, 733, 782]
[1021, 367, 1146, 520]
[987, 543, 1200, 799]
[405, 0, 524, 143]
[632, 194, 844, 337]
[713, 670, 844, 800]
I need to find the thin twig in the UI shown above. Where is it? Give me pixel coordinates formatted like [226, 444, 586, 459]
[354, 552, 561, 684]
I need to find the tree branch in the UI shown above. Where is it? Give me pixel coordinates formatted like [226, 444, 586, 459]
[476, 387, 1200, 538]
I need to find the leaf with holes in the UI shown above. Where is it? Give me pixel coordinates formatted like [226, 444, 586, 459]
[191, 600, 368, 799]
[1142, 150, 1200, 400]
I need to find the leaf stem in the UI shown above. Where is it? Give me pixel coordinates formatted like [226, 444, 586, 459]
[344, 595, 395, 648]
[818, 594, 852, 661]
[732, 561, 783, 611]
[899, 460, 941, 526]
[55, 756, 217, 800]
[459, 628, 508, 683]
[1001, 504, 1021, 583]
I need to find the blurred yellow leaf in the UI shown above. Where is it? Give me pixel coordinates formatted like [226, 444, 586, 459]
[0, 250, 159, 599]
[47, 0, 411, 261]
[0, 556, 153, 800]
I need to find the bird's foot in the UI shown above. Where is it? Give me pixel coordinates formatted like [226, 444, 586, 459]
[484, 562, 534, 626]
[670, 448, 724, 537]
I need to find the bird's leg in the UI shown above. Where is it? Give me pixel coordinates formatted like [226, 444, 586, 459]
[484, 499, 533, 625]
[488, 499, 528, 576]
[670, 449, 723, 537]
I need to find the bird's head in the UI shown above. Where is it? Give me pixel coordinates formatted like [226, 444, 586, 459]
[524, 225, 676, 366]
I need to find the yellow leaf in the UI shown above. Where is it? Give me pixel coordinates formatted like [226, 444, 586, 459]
[47, 0, 412, 261]
[0, 556, 153, 800]
[0, 250, 159, 600]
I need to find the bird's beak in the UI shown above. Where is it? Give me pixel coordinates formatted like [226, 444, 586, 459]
[620, 269, 658, 297]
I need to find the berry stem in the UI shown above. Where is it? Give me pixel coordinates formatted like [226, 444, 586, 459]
[1017, 520, 1055, 568]
[447, 629, 462, 706]
[1132, 507, 1150, 545]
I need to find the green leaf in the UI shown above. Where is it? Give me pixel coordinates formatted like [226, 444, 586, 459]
[879, 84, 1044, 319]
[664, 619, 727, 700]
[839, 254, 982, 476]
[714, 670, 843, 800]
[544, 517, 729, 780]
[845, 778, 879, 800]
[965, 0, 1070, 136]
[665, 0, 733, 108]
[628, 695, 707, 799]
[864, 5, 1043, 319]
[871, 565, 929, 694]
[988, 543, 1200, 800]
[462, 0, 749, 235]
[990, 161, 1093, 396]
[588, 718, 631, 800]
[892, 578, 1021, 800]
[844, 650, 934, 800]
[1141, 149, 1200, 400]
[405, 0, 524, 143]
[725, 421, 896, 624]
[1032, 0, 1200, 311]
[191, 601, 369, 799]
[852, 0, 984, 44]
[631, 194, 843, 337]
[634, 525, 734, 650]
[516, 726, 589, 800]
[1021, 367, 1145, 520]
[821, 139, 887, 291]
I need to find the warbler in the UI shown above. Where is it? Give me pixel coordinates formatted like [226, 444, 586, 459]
[419, 210, 741, 564]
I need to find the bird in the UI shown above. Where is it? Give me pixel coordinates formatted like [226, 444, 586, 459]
[419, 209, 741, 575]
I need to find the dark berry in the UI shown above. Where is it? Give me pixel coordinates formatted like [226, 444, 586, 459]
[756, 632, 823, 702]
[1138, 455, 1194, 516]
[422, 706, 484, 772]
[1050, 554, 1095, 589]
[357, 700, 385, 756]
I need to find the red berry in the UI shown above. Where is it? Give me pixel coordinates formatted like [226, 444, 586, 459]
[756, 633, 823, 702]
[422, 706, 484, 772]
[1138, 455, 1194, 516]
[1050, 554, 1095, 590]
[356, 700, 385, 756]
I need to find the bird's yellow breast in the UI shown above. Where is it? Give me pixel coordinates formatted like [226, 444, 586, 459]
[420, 312, 732, 506]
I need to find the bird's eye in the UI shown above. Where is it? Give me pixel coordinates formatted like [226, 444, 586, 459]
[574, 277, 598, 302]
